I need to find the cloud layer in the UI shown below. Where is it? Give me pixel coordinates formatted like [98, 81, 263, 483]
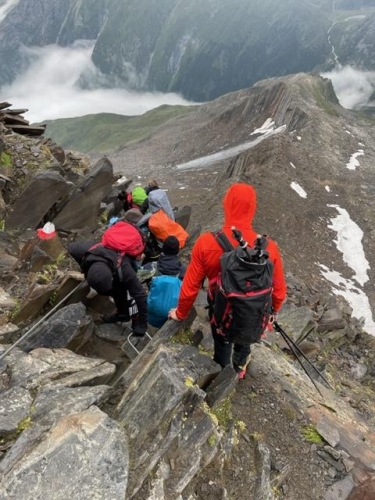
[322, 66, 375, 110]
[0, 41, 193, 123]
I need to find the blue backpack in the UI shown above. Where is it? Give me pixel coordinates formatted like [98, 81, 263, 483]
[147, 275, 182, 328]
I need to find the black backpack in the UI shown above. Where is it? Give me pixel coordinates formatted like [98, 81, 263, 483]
[208, 228, 274, 345]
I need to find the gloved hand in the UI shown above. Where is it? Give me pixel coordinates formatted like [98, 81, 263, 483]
[131, 321, 147, 337]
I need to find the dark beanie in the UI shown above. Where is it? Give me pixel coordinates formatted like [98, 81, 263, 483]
[162, 235, 180, 256]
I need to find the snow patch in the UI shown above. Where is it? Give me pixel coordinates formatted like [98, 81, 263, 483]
[346, 150, 364, 170]
[251, 118, 275, 135]
[325, 186, 331, 192]
[290, 162, 296, 169]
[297, 136, 301, 141]
[319, 264, 375, 336]
[290, 182, 307, 199]
[327, 204, 370, 286]
[176, 125, 286, 170]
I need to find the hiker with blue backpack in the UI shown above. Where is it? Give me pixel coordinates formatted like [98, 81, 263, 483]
[169, 183, 287, 379]
[68, 220, 148, 336]
[146, 236, 186, 328]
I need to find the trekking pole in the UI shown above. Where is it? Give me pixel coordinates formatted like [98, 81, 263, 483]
[0, 280, 87, 362]
[273, 321, 333, 395]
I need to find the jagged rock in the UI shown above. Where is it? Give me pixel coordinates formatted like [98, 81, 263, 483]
[52, 157, 113, 230]
[324, 475, 354, 500]
[0, 287, 16, 310]
[317, 418, 341, 448]
[277, 304, 314, 342]
[116, 338, 222, 498]
[169, 345, 221, 388]
[33, 385, 112, 425]
[4, 172, 72, 231]
[254, 441, 275, 500]
[17, 303, 90, 352]
[318, 308, 346, 333]
[0, 323, 19, 344]
[205, 365, 238, 408]
[5, 346, 115, 390]
[52, 272, 87, 306]
[174, 205, 192, 229]
[249, 344, 375, 484]
[350, 363, 367, 381]
[44, 139, 66, 165]
[0, 407, 129, 500]
[12, 284, 58, 325]
[117, 346, 192, 442]
[0, 387, 32, 436]
[29, 246, 53, 272]
[0, 251, 17, 273]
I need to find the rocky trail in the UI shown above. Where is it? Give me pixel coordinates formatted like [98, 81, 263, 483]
[1, 73, 375, 499]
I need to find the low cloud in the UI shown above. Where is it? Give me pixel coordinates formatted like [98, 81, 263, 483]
[0, 41, 193, 123]
[322, 66, 375, 110]
[0, 0, 20, 23]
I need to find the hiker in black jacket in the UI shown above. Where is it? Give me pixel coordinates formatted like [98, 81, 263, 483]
[68, 241, 148, 335]
[157, 236, 186, 278]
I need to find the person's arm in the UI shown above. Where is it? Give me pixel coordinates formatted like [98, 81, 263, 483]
[270, 242, 287, 312]
[121, 260, 148, 332]
[172, 238, 207, 320]
[68, 241, 96, 267]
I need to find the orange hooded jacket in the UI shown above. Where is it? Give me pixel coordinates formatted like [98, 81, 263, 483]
[175, 183, 287, 320]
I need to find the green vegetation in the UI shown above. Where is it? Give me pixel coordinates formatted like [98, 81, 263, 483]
[302, 424, 324, 443]
[0, 152, 12, 168]
[44, 105, 194, 154]
[171, 328, 193, 345]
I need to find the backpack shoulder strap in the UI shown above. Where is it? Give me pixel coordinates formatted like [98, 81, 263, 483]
[212, 230, 234, 253]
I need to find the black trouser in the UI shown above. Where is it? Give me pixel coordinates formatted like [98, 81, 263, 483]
[212, 328, 251, 373]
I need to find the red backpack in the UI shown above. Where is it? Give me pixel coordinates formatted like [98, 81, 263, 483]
[101, 221, 145, 257]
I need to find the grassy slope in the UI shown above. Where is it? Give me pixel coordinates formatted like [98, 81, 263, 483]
[44, 104, 195, 153]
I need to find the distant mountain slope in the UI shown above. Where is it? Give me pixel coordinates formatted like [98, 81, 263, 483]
[1, 0, 375, 100]
[44, 105, 194, 154]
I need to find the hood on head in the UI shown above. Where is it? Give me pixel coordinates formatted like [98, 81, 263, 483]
[223, 183, 257, 227]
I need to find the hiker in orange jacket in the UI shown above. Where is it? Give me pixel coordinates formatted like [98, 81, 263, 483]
[169, 183, 287, 378]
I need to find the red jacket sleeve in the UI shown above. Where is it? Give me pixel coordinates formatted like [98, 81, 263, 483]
[176, 236, 207, 320]
[270, 242, 287, 312]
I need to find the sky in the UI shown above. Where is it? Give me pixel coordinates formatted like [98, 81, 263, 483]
[0, 41, 193, 123]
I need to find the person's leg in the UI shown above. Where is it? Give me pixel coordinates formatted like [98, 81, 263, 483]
[87, 262, 129, 323]
[232, 343, 251, 378]
[212, 327, 232, 368]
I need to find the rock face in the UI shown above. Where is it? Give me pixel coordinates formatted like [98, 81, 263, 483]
[1, 0, 374, 101]
[0, 407, 129, 500]
[52, 157, 113, 230]
[17, 303, 90, 352]
[0, 387, 32, 436]
[4, 171, 72, 231]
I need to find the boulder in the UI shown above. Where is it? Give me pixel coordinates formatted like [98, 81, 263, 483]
[32, 385, 112, 426]
[11, 284, 59, 325]
[0, 323, 19, 344]
[0, 407, 129, 500]
[0, 287, 16, 311]
[205, 365, 238, 408]
[5, 346, 115, 390]
[17, 302, 90, 352]
[53, 157, 113, 230]
[4, 172, 72, 231]
[174, 205, 192, 229]
[254, 441, 276, 500]
[325, 475, 354, 500]
[277, 304, 315, 342]
[0, 387, 32, 436]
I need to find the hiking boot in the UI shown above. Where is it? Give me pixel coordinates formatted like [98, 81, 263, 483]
[237, 369, 246, 380]
[102, 312, 130, 324]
